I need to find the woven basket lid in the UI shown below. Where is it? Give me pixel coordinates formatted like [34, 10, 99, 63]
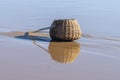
[48, 41, 80, 64]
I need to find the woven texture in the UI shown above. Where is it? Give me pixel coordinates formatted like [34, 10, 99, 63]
[49, 41, 80, 64]
[49, 19, 82, 41]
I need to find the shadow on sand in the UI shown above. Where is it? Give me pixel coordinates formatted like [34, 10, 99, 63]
[15, 32, 51, 42]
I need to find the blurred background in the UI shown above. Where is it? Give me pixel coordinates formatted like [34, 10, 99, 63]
[0, 0, 120, 34]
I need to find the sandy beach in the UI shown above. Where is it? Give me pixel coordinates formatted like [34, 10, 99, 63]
[0, 30, 120, 80]
[1, 0, 120, 80]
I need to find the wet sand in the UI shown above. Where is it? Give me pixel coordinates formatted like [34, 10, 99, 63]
[1, 0, 120, 79]
[0, 30, 120, 80]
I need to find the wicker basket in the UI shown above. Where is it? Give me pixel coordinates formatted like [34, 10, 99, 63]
[49, 19, 82, 41]
[49, 41, 80, 64]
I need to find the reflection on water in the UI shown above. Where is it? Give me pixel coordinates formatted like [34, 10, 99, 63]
[0, 31, 81, 64]
[33, 40, 80, 64]
[48, 41, 80, 64]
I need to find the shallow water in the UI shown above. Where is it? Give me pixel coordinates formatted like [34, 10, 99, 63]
[0, 0, 120, 80]
[0, 31, 120, 80]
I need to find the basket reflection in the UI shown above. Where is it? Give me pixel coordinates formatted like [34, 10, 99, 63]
[49, 41, 80, 64]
